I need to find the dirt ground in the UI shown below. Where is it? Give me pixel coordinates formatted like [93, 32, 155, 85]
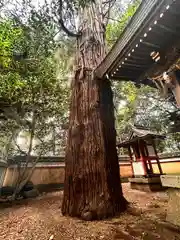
[0, 183, 180, 240]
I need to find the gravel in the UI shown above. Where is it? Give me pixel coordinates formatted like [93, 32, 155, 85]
[0, 184, 179, 240]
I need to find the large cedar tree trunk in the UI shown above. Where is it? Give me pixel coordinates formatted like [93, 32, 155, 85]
[62, 3, 127, 220]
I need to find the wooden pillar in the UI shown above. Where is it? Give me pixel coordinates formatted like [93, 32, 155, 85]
[128, 146, 134, 177]
[144, 142, 154, 175]
[138, 140, 148, 176]
[152, 139, 163, 175]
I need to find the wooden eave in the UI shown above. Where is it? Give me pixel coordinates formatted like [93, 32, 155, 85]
[117, 134, 165, 148]
[95, 0, 180, 88]
[117, 125, 165, 148]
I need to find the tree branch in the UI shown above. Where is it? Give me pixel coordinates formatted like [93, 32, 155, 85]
[59, 19, 80, 37]
[58, 0, 80, 37]
[102, 0, 116, 26]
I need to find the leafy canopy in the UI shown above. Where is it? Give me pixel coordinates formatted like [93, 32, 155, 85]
[0, 20, 23, 67]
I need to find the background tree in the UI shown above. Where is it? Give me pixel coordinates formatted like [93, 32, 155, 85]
[0, 5, 70, 198]
[114, 82, 180, 153]
[106, 0, 141, 48]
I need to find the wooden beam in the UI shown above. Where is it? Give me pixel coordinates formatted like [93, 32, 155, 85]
[141, 41, 161, 50]
[111, 76, 136, 81]
[157, 24, 180, 37]
[112, 70, 142, 77]
[122, 63, 149, 68]
[125, 59, 151, 64]
[112, 75, 137, 80]
[169, 7, 180, 16]
[129, 55, 150, 61]
[139, 78, 157, 88]
[141, 39, 180, 81]
[95, 0, 167, 78]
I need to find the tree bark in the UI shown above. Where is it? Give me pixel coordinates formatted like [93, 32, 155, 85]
[62, 2, 127, 220]
[62, 72, 127, 220]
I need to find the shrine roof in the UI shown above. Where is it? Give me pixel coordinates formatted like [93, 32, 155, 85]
[95, 0, 180, 88]
[130, 126, 163, 138]
[117, 125, 165, 148]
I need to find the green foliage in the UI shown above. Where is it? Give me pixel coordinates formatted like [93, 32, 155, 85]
[0, 20, 23, 67]
[0, 6, 71, 157]
[114, 82, 137, 133]
[114, 80, 180, 152]
[106, 0, 141, 48]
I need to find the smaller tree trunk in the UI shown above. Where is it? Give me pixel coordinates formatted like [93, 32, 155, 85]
[12, 155, 41, 200]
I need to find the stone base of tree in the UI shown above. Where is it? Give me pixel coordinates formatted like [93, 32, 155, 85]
[161, 175, 180, 227]
[129, 176, 165, 192]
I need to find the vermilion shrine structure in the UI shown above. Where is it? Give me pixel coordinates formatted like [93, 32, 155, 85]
[117, 126, 166, 191]
[117, 126, 165, 178]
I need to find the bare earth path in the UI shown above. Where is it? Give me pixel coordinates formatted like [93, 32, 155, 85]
[0, 184, 180, 240]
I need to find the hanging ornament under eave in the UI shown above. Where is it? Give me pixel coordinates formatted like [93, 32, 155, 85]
[163, 70, 180, 108]
[150, 52, 168, 96]
[150, 49, 180, 107]
[152, 76, 168, 98]
[150, 51, 161, 63]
